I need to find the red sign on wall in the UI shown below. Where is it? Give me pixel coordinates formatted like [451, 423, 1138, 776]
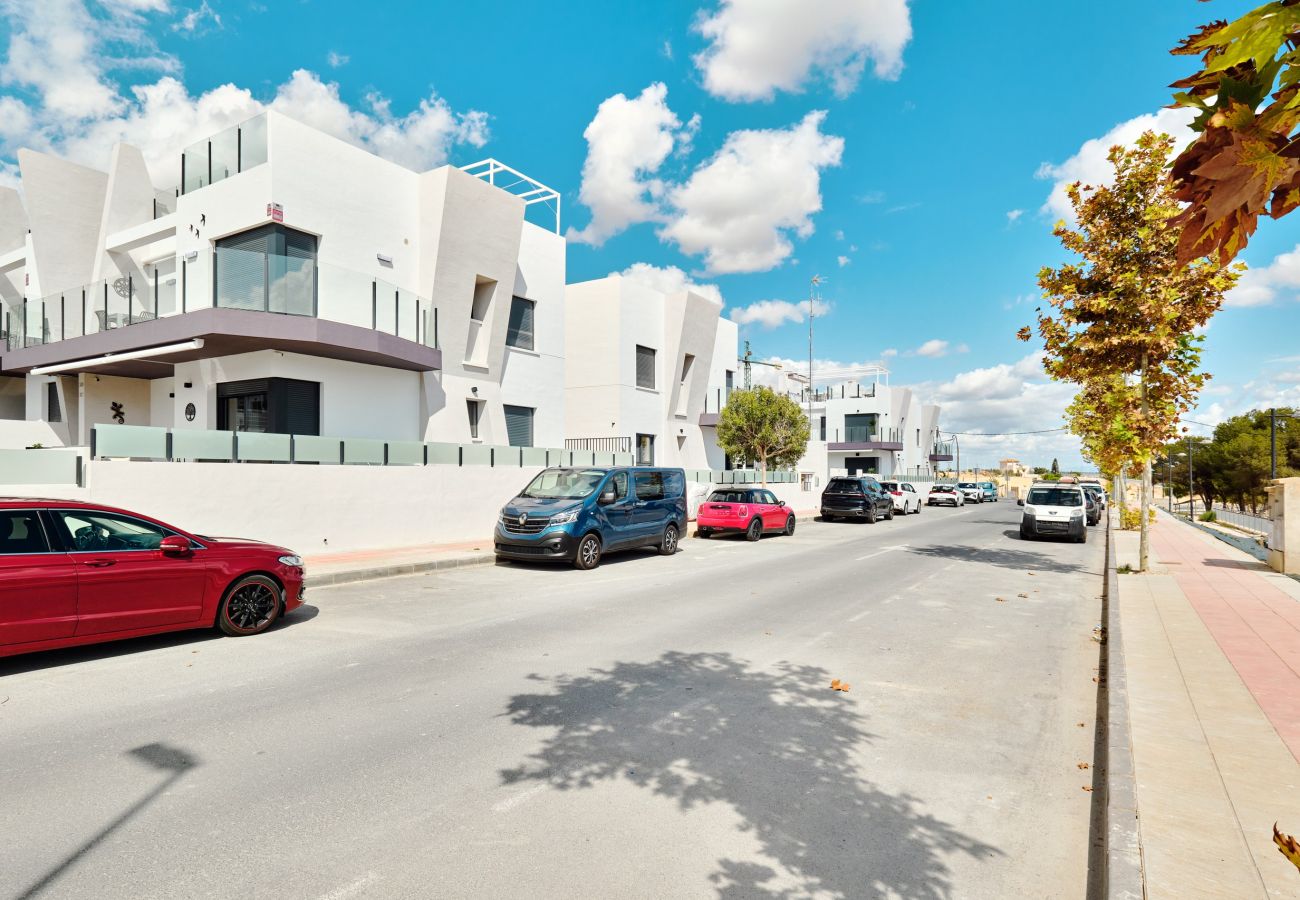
[266, 202, 283, 223]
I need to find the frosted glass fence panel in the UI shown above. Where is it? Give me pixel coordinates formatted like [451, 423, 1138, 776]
[0, 449, 81, 485]
[485, 445, 517, 466]
[172, 429, 235, 460]
[427, 443, 461, 465]
[613, 453, 635, 466]
[461, 444, 492, 466]
[521, 447, 548, 467]
[293, 435, 341, 464]
[343, 438, 384, 465]
[317, 264, 378, 329]
[95, 425, 168, 459]
[387, 441, 425, 466]
[237, 432, 291, 462]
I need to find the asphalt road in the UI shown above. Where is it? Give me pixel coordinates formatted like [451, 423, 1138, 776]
[0, 500, 1105, 900]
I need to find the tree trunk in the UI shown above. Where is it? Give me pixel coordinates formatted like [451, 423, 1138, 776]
[1139, 353, 1150, 573]
[759, 454, 767, 486]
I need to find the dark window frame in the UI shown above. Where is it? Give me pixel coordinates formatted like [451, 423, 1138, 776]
[506, 296, 535, 351]
[635, 345, 656, 390]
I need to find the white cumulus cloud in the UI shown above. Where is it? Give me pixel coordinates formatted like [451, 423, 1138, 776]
[1037, 106, 1196, 221]
[659, 111, 844, 274]
[567, 83, 690, 246]
[693, 0, 912, 101]
[914, 339, 949, 358]
[0, 1, 489, 187]
[729, 298, 830, 328]
[1227, 243, 1300, 307]
[617, 262, 723, 305]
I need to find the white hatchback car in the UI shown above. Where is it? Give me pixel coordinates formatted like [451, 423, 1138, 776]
[879, 481, 922, 514]
[926, 484, 964, 507]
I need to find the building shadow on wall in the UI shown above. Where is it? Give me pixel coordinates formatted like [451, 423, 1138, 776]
[499, 651, 1000, 899]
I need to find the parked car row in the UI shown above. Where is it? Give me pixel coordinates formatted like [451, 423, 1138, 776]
[924, 481, 1000, 506]
[1017, 479, 1105, 542]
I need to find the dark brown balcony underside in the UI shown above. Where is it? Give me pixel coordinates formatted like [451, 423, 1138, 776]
[1, 307, 440, 379]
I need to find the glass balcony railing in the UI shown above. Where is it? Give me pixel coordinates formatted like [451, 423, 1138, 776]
[181, 113, 268, 195]
[837, 426, 903, 444]
[4, 249, 437, 352]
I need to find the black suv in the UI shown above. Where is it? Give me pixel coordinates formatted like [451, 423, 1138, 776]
[820, 476, 896, 523]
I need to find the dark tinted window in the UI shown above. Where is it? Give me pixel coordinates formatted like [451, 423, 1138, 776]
[663, 470, 684, 498]
[634, 471, 665, 500]
[635, 345, 655, 389]
[1027, 488, 1083, 507]
[609, 471, 628, 500]
[0, 511, 51, 554]
[880, 482, 898, 490]
[709, 490, 753, 503]
[506, 296, 535, 350]
[825, 479, 864, 494]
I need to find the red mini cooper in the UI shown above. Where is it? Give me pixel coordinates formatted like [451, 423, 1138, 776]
[696, 488, 796, 541]
[0, 499, 305, 658]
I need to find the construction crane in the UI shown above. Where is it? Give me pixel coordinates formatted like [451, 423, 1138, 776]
[741, 340, 782, 389]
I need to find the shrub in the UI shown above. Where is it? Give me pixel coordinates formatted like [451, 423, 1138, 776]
[1198, 510, 1217, 522]
[1120, 508, 1141, 530]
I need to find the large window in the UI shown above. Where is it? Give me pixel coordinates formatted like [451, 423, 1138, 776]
[47, 382, 61, 423]
[216, 378, 319, 435]
[504, 404, 534, 448]
[506, 296, 535, 350]
[636, 345, 656, 389]
[215, 225, 317, 316]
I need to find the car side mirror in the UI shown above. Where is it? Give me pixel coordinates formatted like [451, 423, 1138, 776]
[778, 500, 786, 507]
[1017, 498, 1025, 506]
[160, 535, 191, 555]
[599, 490, 617, 505]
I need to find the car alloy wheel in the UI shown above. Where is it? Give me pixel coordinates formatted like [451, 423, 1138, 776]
[575, 534, 602, 570]
[746, 518, 762, 542]
[886, 504, 895, 521]
[866, 506, 877, 524]
[218, 575, 281, 636]
[660, 524, 679, 555]
[784, 515, 796, 536]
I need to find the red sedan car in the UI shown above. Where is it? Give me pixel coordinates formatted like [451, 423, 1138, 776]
[696, 488, 796, 541]
[0, 498, 305, 658]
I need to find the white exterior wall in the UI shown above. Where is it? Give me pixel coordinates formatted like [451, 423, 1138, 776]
[564, 275, 728, 469]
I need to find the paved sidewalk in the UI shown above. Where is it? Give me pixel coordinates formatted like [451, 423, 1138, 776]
[304, 538, 495, 587]
[1116, 513, 1300, 899]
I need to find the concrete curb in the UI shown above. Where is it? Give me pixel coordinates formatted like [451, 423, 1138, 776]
[305, 551, 497, 588]
[1087, 513, 1144, 899]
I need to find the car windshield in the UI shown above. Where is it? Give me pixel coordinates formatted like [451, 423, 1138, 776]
[958, 482, 977, 489]
[519, 469, 607, 499]
[1027, 488, 1083, 507]
[825, 480, 864, 494]
[708, 491, 752, 503]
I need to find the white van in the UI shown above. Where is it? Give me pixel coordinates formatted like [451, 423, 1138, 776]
[1018, 481, 1088, 543]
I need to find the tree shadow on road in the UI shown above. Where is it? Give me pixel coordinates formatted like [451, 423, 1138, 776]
[499, 651, 1000, 899]
[906, 543, 1092, 575]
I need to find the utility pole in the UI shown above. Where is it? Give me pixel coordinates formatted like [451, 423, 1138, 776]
[808, 274, 821, 432]
[1186, 430, 1194, 518]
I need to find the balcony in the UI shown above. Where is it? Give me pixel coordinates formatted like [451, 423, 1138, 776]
[930, 441, 955, 462]
[699, 385, 733, 426]
[790, 382, 877, 405]
[828, 426, 904, 452]
[1, 249, 439, 378]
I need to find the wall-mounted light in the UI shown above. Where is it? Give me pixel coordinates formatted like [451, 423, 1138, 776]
[183, 251, 198, 261]
[471, 386, 478, 394]
[377, 253, 393, 266]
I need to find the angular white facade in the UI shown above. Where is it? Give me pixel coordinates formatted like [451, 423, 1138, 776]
[564, 275, 738, 470]
[0, 111, 565, 451]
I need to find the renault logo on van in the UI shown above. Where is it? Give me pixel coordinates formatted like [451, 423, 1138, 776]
[518, 513, 528, 526]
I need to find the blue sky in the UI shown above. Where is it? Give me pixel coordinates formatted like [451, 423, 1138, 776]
[1, 0, 1296, 468]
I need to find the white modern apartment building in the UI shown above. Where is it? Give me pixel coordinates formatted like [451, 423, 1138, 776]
[772, 368, 947, 479]
[0, 111, 565, 450]
[564, 275, 738, 470]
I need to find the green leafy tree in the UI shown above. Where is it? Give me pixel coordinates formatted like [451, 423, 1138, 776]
[1050, 457, 1060, 475]
[1021, 132, 1241, 571]
[716, 387, 811, 485]
[1168, 2, 1300, 265]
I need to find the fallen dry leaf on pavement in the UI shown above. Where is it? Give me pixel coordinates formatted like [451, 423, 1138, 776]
[996, 597, 1006, 602]
[1077, 762, 1090, 770]
[1017, 592, 1029, 598]
[1275, 823, 1300, 872]
[1077, 722, 1087, 728]
[1081, 786, 1093, 792]
[829, 679, 851, 692]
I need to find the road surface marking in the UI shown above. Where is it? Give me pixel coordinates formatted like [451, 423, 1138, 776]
[315, 872, 381, 900]
[855, 545, 907, 562]
[492, 782, 550, 812]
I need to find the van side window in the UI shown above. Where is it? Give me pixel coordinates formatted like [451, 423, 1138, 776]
[664, 470, 684, 498]
[610, 471, 628, 500]
[634, 471, 665, 501]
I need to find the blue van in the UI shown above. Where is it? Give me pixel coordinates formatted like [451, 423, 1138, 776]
[494, 467, 687, 569]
